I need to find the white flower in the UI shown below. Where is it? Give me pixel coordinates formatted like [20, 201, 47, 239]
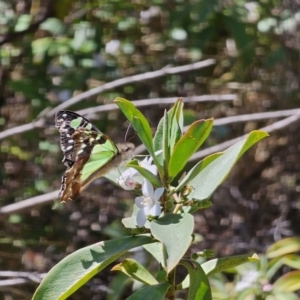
[235, 270, 260, 291]
[118, 156, 157, 190]
[135, 180, 164, 227]
[105, 39, 120, 54]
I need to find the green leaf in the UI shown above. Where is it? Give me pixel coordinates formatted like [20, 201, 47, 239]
[112, 258, 158, 285]
[143, 242, 165, 266]
[201, 253, 259, 276]
[14, 14, 32, 32]
[114, 98, 153, 156]
[150, 213, 194, 273]
[188, 130, 269, 201]
[153, 98, 183, 168]
[180, 260, 212, 300]
[32, 235, 154, 300]
[273, 270, 300, 292]
[270, 292, 299, 300]
[126, 283, 171, 300]
[115, 98, 163, 175]
[168, 98, 184, 152]
[107, 272, 132, 300]
[267, 237, 300, 259]
[162, 109, 170, 177]
[126, 160, 161, 187]
[267, 255, 300, 281]
[175, 152, 223, 192]
[40, 18, 65, 35]
[122, 204, 150, 230]
[169, 119, 213, 179]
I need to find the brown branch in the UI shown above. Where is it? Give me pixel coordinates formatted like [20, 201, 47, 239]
[47, 59, 216, 117]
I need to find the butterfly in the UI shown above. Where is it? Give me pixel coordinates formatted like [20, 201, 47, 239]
[55, 110, 135, 202]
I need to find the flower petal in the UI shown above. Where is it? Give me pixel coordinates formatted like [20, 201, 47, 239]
[142, 179, 154, 198]
[120, 167, 137, 177]
[136, 209, 147, 227]
[154, 187, 164, 202]
[147, 203, 161, 217]
[135, 196, 145, 208]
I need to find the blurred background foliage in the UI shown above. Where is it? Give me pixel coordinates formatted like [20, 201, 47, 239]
[1, 0, 300, 299]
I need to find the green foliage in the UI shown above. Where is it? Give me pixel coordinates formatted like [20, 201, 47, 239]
[33, 235, 154, 299]
[33, 99, 268, 299]
[209, 237, 300, 299]
[1, 1, 300, 298]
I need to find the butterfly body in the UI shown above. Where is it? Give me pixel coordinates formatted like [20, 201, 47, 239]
[55, 111, 134, 202]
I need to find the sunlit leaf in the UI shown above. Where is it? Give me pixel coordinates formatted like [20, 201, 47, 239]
[169, 119, 213, 179]
[32, 235, 154, 300]
[273, 270, 300, 292]
[267, 237, 300, 259]
[180, 260, 212, 300]
[112, 258, 158, 285]
[188, 130, 269, 201]
[150, 213, 194, 273]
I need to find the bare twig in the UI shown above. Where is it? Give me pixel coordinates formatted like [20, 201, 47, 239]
[0, 278, 29, 286]
[0, 120, 44, 141]
[77, 94, 237, 116]
[0, 59, 216, 141]
[0, 93, 234, 141]
[0, 271, 46, 284]
[212, 109, 300, 127]
[191, 113, 300, 161]
[47, 59, 216, 117]
[0, 191, 59, 215]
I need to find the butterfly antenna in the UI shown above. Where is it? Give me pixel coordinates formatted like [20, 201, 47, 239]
[124, 121, 136, 143]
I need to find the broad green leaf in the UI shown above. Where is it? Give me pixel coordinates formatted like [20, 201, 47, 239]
[126, 160, 161, 187]
[175, 152, 224, 192]
[14, 14, 32, 32]
[112, 258, 158, 285]
[168, 98, 184, 152]
[169, 119, 213, 179]
[180, 260, 212, 300]
[267, 257, 286, 281]
[153, 99, 183, 167]
[273, 270, 300, 292]
[153, 114, 164, 166]
[122, 212, 138, 228]
[122, 204, 151, 230]
[202, 253, 259, 276]
[126, 282, 171, 300]
[270, 292, 299, 300]
[188, 130, 269, 201]
[143, 242, 165, 266]
[267, 237, 300, 259]
[267, 255, 300, 281]
[114, 97, 154, 155]
[40, 18, 65, 35]
[162, 109, 170, 176]
[107, 272, 132, 300]
[32, 235, 154, 300]
[150, 213, 194, 273]
[32, 37, 52, 56]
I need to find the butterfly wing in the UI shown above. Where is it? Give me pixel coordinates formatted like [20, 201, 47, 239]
[55, 110, 105, 167]
[55, 111, 122, 202]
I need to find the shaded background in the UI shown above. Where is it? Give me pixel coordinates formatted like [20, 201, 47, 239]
[1, 0, 300, 299]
